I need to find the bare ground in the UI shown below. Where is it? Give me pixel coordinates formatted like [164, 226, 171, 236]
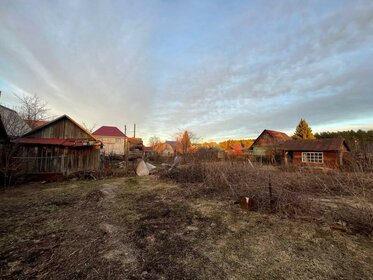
[0, 176, 372, 279]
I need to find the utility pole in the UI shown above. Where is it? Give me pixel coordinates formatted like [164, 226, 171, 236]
[124, 124, 128, 173]
[133, 123, 136, 138]
[125, 137, 129, 174]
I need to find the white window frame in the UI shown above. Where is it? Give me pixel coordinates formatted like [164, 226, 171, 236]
[302, 152, 323, 163]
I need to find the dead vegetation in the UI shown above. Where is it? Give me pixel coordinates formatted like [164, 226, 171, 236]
[162, 162, 373, 235]
[0, 174, 372, 279]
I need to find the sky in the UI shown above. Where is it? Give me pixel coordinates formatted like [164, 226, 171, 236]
[0, 0, 372, 143]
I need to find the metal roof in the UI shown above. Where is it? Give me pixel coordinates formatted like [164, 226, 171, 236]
[23, 115, 98, 141]
[278, 138, 350, 152]
[13, 137, 100, 147]
[93, 126, 125, 137]
[251, 129, 291, 147]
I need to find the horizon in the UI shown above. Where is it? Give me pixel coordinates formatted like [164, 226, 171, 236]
[1, 0, 372, 143]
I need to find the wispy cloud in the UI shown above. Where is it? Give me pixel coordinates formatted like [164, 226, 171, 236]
[0, 0, 372, 142]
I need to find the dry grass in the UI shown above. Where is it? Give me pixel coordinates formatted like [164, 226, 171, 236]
[0, 175, 372, 279]
[162, 162, 373, 235]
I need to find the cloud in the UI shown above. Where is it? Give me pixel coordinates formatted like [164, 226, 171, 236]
[0, 0, 372, 143]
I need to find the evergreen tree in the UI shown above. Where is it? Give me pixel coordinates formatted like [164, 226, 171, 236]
[293, 118, 315, 140]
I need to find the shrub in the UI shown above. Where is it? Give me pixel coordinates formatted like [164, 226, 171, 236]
[160, 161, 373, 234]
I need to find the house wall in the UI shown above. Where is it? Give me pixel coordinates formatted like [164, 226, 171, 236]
[160, 145, 174, 157]
[96, 136, 125, 155]
[154, 143, 174, 157]
[27, 118, 92, 139]
[252, 131, 289, 158]
[20, 145, 100, 175]
[292, 151, 340, 169]
[252, 146, 273, 156]
[253, 131, 273, 147]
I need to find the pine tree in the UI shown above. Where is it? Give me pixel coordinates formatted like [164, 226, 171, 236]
[293, 118, 315, 140]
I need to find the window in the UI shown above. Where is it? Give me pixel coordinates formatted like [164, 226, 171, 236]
[116, 138, 121, 143]
[302, 152, 323, 163]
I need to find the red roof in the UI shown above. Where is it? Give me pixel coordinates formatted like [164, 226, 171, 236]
[13, 137, 100, 147]
[252, 129, 291, 147]
[265, 130, 291, 141]
[92, 126, 125, 137]
[143, 146, 153, 152]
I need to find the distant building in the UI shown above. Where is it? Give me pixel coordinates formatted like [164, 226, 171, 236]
[92, 126, 126, 156]
[250, 129, 291, 162]
[153, 142, 175, 158]
[166, 140, 179, 153]
[0, 105, 31, 137]
[278, 138, 350, 169]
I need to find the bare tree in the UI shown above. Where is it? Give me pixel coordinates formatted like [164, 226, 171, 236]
[148, 136, 161, 147]
[82, 122, 98, 133]
[0, 93, 50, 186]
[15, 93, 50, 129]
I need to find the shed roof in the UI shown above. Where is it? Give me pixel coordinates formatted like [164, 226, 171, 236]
[279, 138, 350, 152]
[23, 115, 97, 141]
[251, 129, 291, 147]
[93, 126, 125, 137]
[265, 130, 291, 140]
[231, 145, 243, 151]
[13, 137, 100, 147]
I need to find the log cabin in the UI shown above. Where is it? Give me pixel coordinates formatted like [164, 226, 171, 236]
[279, 138, 350, 169]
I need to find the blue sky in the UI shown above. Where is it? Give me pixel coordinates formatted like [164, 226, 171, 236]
[0, 0, 372, 143]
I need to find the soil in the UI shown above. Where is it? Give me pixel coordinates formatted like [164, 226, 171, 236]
[0, 176, 372, 279]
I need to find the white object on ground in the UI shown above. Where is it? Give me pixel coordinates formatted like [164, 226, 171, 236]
[146, 162, 157, 173]
[136, 160, 150, 176]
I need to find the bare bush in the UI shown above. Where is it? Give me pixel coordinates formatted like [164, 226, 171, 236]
[161, 161, 373, 234]
[331, 204, 373, 235]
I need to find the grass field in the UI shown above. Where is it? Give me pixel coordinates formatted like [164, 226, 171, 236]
[1, 173, 372, 279]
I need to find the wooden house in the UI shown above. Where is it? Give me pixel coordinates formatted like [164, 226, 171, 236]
[250, 129, 291, 162]
[12, 115, 101, 176]
[166, 140, 179, 153]
[278, 138, 350, 169]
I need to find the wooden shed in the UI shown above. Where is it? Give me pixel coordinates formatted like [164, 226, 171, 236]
[279, 138, 350, 169]
[12, 115, 101, 176]
[250, 129, 291, 163]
